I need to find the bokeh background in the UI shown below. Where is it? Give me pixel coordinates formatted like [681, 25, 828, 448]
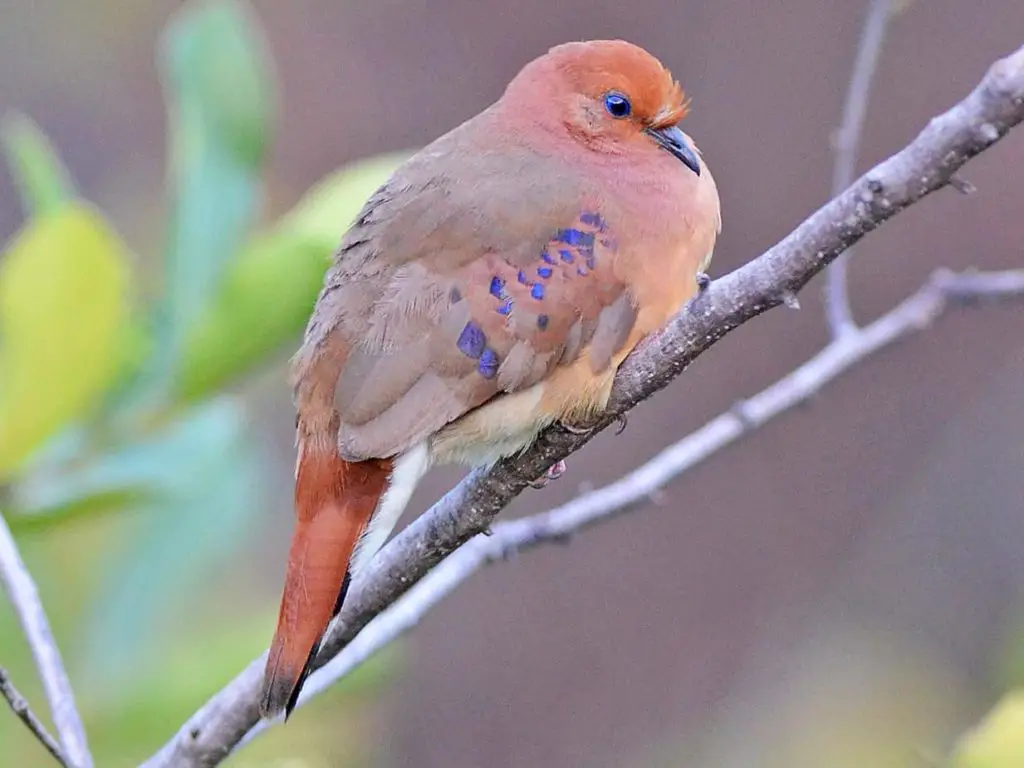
[1, 1, 1024, 766]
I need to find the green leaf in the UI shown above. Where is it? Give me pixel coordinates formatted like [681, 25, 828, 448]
[5, 429, 167, 533]
[163, 0, 275, 170]
[176, 151, 410, 400]
[176, 230, 326, 399]
[5, 489, 143, 535]
[0, 112, 75, 217]
[139, 0, 275, 400]
[0, 206, 131, 477]
[81, 398, 262, 686]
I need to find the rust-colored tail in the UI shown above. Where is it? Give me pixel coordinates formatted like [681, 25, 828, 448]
[259, 436, 392, 720]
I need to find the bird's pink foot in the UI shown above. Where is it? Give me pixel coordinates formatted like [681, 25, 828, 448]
[529, 459, 568, 489]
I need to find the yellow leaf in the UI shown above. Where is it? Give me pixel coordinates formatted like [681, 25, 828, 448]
[0, 206, 130, 475]
[278, 151, 411, 244]
[952, 691, 1024, 767]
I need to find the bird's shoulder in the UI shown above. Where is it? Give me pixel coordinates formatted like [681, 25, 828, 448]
[334, 126, 589, 278]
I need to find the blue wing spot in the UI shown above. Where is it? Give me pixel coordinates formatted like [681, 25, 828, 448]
[537, 314, 549, 331]
[556, 228, 596, 248]
[497, 298, 512, 316]
[559, 249, 574, 263]
[517, 270, 528, 284]
[541, 249, 556, 265]
[580, 212, 604, 228]
[530, 283, 545, 300]
[537, 266, 553, 279]
[489, 276, 505, 299]
[456, 322, 486, 359]
[478, 348, 499, 379]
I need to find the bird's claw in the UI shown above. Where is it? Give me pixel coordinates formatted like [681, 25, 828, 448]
[559, 420, 594, 435]
[687, 273, 712, 312]
[529, 459, 568, 489]
[613, 413, 628, 435]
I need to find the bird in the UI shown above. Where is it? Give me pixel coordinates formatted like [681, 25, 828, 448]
[259, 39, 722, 720]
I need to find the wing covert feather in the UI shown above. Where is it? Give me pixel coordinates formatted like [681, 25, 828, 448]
[308, 176, 636, 460]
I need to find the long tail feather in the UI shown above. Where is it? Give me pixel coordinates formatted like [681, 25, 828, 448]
[259, 439, 391, 720]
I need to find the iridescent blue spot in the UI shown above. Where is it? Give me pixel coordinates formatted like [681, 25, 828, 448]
[531, 283, 545, 300]
[541, 249, 556, 265]
[537, 266, 553, 279]
[456, 322, 485, 359]
[559, 249, 574, 263]
[497, 298, 512, 316]
[556, 228, 596, 248]
[478, 348, 499, 379]
[580, 211, 604, 228]
[537, 314, 549, 330]
[517, 270, 528, 284]
[489, 276, 504, 299]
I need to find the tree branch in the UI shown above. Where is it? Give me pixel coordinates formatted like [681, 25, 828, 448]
[231, 267, 1024, 735]
[142, 42, 1024, 768]
[825, 0, 898, 337]
[0, 514, 92, 768]
[0, 666, 71, 768]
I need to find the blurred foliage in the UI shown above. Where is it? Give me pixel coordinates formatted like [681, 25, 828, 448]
[178, 151, 409, 400]
[0, 206, 130, 474]
[140, 0, 275, 400]
[950, 691, 1024, 768]
[1, 1, 1019, 767]
[0, 0, 404, 764]
[0, 113, 76, 217]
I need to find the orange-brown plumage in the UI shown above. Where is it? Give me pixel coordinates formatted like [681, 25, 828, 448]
[260, 39, 721, 719]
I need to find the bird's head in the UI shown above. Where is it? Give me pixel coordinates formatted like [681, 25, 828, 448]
[501, 39, 702, 176]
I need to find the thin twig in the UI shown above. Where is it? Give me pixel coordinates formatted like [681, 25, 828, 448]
[237, 266, 1024, 728]
[143, 42, 1024, 768]
[0, 666, 71, 767]
[0, 514, 92, 768]
[825, 0, 897, 337]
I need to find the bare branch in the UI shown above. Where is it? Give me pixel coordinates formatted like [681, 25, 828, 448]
[0, 666, 70, 768]
[143, 42, 1024, 768]
[825, 0, 898, 337]
[0, 514, 92, 768]
[232, 267, 1024, 727]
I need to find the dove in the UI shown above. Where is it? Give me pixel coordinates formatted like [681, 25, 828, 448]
[260, 39, 721, 719]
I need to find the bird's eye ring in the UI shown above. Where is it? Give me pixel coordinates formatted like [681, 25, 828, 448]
[603, 92, 632, 119]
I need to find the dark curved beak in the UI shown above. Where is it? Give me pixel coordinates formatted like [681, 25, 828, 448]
[644, 125, 701, 176]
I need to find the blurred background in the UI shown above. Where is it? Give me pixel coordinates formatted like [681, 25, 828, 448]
[1, 1, 1023, 766]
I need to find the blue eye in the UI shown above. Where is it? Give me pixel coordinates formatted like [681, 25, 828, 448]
[603, 92, 631, 119]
